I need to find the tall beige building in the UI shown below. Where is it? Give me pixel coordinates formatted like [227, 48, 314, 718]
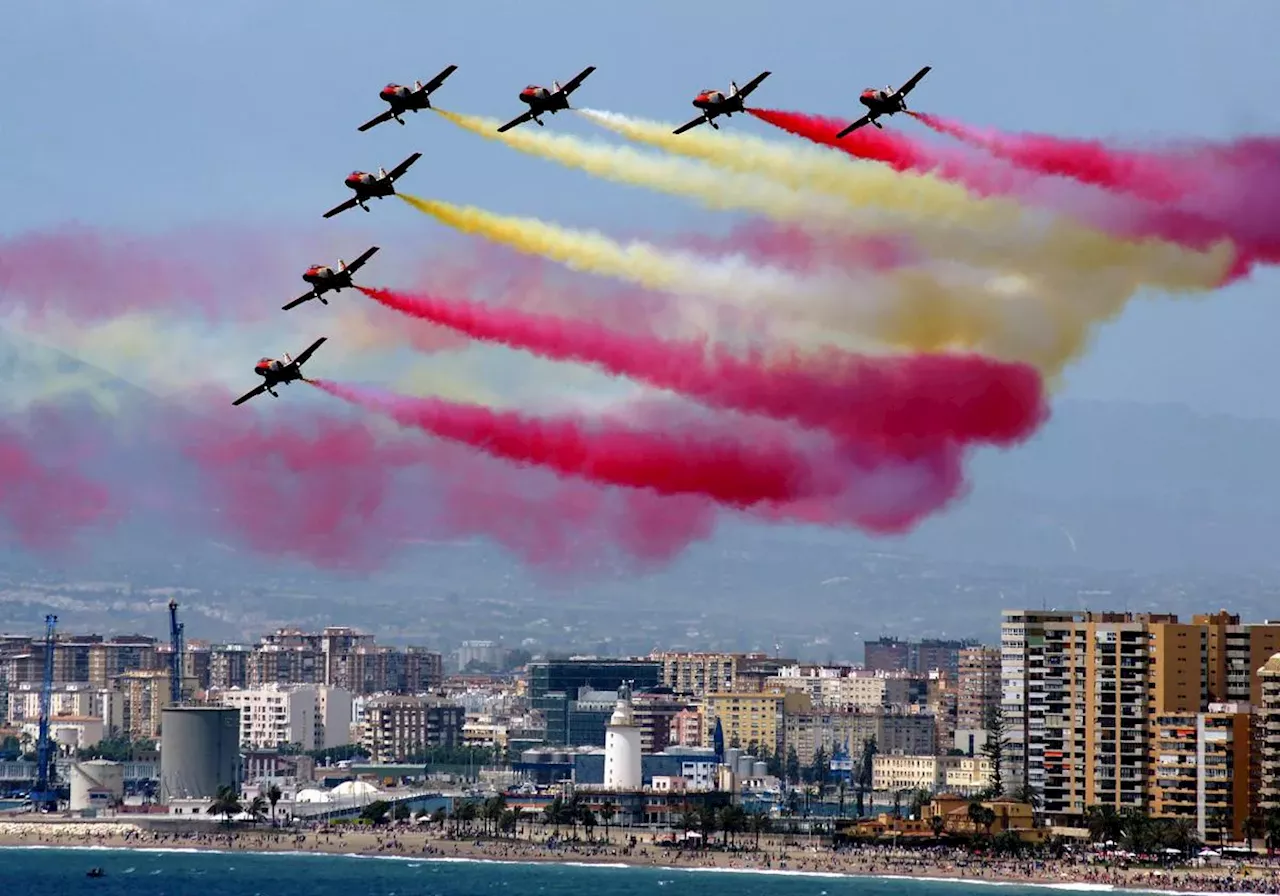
[1259, 653, 1280, 815]
[1005, 608, 1280, 828]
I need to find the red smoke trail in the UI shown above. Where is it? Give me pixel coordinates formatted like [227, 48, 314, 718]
[748, 107, 1264, 278]
[0, 415, 113, 550]
[309, 379, 827, 508]
[176, 400, 718, 571]
[358, 286, 1048, 455]
[908, 111, 1203, 203]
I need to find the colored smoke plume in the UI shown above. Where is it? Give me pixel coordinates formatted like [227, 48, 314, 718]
[310, 379, 969, 534]
[0, 410, 114, 550]
[747, 108, 1252, 276]
[358, 286, 1049, 454]
[309, 378, 825, 507]
[435, 108, 901, 239]
[908, 111, 1202, 203]
[177, 401, 718, 571]
[582, 108, 1232, 292]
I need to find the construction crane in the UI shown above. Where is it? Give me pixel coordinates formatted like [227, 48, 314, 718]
[167, 599, 184, 706]
[30, 614, 58, 811]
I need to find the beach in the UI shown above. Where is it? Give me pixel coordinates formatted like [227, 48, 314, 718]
[0, 818, 1276, 892]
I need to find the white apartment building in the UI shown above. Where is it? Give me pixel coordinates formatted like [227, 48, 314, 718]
[7, 682, 109, 724]
[217, 684, 352, 750]
[872, 753, 994, 796]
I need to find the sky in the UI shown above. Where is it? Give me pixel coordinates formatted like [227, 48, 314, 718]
[2, 0, 1279, 417]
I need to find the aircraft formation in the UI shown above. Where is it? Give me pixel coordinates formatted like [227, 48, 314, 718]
[231, 62, 931, 407]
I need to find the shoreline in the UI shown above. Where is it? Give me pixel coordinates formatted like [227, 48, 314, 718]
[0, 821, 1275, 894]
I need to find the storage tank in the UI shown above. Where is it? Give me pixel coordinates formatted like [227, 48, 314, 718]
[753, 761, 768, 777]
[160, 706, 242, 802]
[724, 747, 741, 769]
[69, 760, 124, 812]
[737, 756, 753, 778]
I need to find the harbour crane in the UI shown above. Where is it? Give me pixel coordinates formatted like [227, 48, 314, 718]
[29, 614, 58, 811]
[168, 599, 184, 706]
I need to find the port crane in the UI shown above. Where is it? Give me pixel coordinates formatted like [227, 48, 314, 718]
[168, 599, 184, 706]
[29, 614, 58, 811]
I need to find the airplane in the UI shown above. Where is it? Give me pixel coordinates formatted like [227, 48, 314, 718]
[496, 66, 596, 133]
[357, 65, 458, 132]
[835, 65, 932, 137]
[672, 71, 771, 135]
[322, 153, 422, 219]
[231, 337, 327, 406]
[282, 246, 380, 311]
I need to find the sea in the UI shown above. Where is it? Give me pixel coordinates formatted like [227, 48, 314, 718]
[0, 846, 1130, 896]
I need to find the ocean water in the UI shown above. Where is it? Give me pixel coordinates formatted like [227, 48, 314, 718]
[0, 847, 1117, 896]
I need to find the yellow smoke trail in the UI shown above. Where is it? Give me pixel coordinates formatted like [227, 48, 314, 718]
[400, 193, 1139, 375]
[576, 109, 1235, 295]
[435, 107, 864, 222]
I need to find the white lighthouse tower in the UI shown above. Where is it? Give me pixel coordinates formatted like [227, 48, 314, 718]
[603, 681, 642, 790]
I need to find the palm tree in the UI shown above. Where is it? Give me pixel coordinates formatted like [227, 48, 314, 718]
[748, 810, 770, 849]
[581, 807, 597, 841]
[206, 785, 242, 826]
[266, 783, 282, 827]
[930, 813, 945, 839]
[1242, 811, 1263, 853]
[599, 801, 616, 842]
[246, 795, 268, 826]
[544, 795, 565, 837]
[697, 804, 718, 849]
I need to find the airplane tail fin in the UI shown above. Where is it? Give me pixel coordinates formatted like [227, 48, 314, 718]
[338, 259, 347, 271]
[284, 352, 293, 365]
[553, 79, 562, 93]
[413, 79, 424, 91]
[730, 80, 739, 96]
[378, 166, 387, 178]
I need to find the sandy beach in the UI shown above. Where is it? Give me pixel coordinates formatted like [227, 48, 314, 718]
[0, 818, 1276, 893]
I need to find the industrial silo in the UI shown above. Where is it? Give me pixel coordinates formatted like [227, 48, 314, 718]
[752, 761, 768, 777]
[160, 706, 242, 803]
[69, 760, 125, 812]
[737, 756, 753, 778]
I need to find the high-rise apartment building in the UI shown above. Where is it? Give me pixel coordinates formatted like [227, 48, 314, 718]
[1149, 705, 1251, 844]
[360, 695, 465, 763]
[957, 646, 1002, 731]
[1001, 609, 1082, 797]
[1004, 608, 1280, 828]
[1259, 653, 1280, 815]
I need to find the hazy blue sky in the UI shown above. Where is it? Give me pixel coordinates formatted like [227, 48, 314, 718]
[4, 0, 1280, 418]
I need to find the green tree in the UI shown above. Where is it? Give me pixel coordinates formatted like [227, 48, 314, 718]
[245, 795, 268, 826]
[784, 746, 801, 785]
[599, 800, 616, 841]
[980, 704, 1009, 797]
[266, 783, 282, 826]
[360, 800, 391, 825]
[206, 785, 242, 826]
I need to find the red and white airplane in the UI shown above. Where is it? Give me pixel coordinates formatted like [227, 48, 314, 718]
[322, 153, 422, 219]
[282, 247, 380, 311]
[232, 337, 327, 406]
[673, 71, 771, 135]
[836, 65, 931, 137]
[357, 65, 458, 132]
[496, 66, 596, 133]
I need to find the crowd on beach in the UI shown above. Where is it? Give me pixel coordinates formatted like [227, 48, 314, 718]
[0, 819, 1277, 892]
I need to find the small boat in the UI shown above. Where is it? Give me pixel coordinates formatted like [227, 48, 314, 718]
[86, 868, 105, 878]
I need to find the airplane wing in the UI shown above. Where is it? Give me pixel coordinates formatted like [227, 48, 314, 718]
[345, 245, 380, 274]
[672, 115, 708, 136]
[281, 291, 316, 311]
[293, 336, 328, 367]
[231, 383, 268, 406]
[558, 65, 596, 96]
[496, 109, 536, 133]
[420, 64, 458, 94]
[892, 65, 932, 101]
[357, 109, 396, 132]
[386, 152, 422, 182]
[736, 71, 772, 99]
[836, 115, 874, 138]
[322, 197, 359, 219]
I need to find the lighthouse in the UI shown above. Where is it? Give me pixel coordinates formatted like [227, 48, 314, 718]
[603, 681, 642, 790]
